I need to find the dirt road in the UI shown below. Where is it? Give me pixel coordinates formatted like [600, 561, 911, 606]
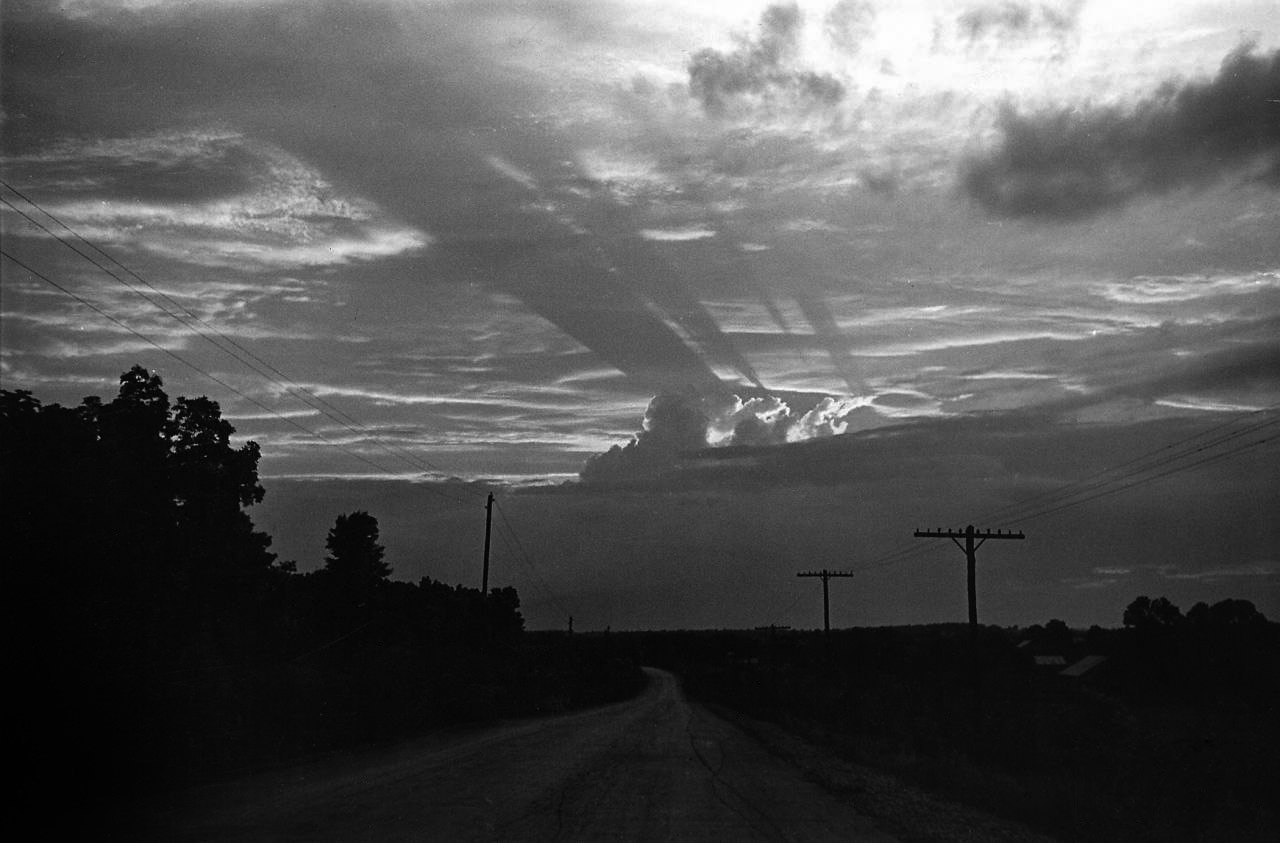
[139, 668, 896, 841]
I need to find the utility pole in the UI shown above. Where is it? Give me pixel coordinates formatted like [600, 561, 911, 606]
[796, 569, 854, 635]
[913, 525, 1025, 633]
[481, 492, 494, 598]
[913, 524, 1024, 727]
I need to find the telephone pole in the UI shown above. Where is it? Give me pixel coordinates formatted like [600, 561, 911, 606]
[913, 525, 1024, 633]
[481, 492, 494, 598]
[914, 524, 1024, 727]
[796, 569, 853, 635]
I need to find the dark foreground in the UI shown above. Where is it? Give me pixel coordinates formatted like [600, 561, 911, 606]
[137, 669, 899, 842]
[634, 624, 1280, 843]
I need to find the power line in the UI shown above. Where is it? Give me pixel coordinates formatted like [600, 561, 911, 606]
[0, 248, 443, 483]
[492, 496, 576, 622]
[980, 408, 1280, 526]
[1002, 432, 1276, 524]
[842, 407, 1279, 576]
[0, 183, 480, 502]
[0, 181, 482, 494]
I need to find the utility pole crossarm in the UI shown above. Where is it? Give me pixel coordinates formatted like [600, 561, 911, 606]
[913, 523, 1027, 631]
[913, 528, 1024, 539]
[796, 570, 854, 635]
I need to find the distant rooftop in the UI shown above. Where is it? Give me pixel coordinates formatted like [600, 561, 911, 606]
[1061, 655, 1108, 678]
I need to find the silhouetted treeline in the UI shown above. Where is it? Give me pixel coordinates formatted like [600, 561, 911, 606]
[629, 607, 1279, 843]
[2, 370, 642, 830]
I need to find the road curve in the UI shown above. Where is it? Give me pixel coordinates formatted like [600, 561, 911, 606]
[140, 668, 896, 841]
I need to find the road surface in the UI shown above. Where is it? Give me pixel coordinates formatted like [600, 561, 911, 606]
[139, 668, 896, 841]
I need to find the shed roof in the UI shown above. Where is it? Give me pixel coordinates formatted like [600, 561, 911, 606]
[1060, 654, 1108, 678]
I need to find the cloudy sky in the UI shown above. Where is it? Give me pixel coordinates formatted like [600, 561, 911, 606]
[3, 0, 1278, 630]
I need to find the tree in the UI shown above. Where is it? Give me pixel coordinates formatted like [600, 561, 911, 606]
[1123, 595, 1184, 629]
[3, 368, 281, 807]
[1, 367, 276, 660]
[1043, 618, 1073, 652]
[323, 511, 390, 601]
[1188, 598, 1266, 627]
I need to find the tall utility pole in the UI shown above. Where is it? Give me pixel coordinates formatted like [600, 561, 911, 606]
[796, 569, 854, 635]
[481, 492, 494, 597]
[913, 525, 1024, 727]
[912, 525, 1025, 633]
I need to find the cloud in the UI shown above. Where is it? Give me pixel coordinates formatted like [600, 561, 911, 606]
[1162, 563, 1277, 581]
[579, 389, 875, 483]
[705, 393, 865, 446]
[2, 130, 430, 270]
[2, 2, 761, 396]
[2, 129, 253, 199]
[1094, 271, 1280, 304]
[639, 227, 717, 242]
[962, 44, 1280, 220]
[580, 391, 711, 482]
[1121, 342, 1280, 401]
[1154, 396, 1270, 413]
[687, 3, 845, 116]
[955, 1, 1081, 45]
[823, 0, 876, 55]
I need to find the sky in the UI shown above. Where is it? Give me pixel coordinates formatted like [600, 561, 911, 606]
[2, 0, 1278, 630]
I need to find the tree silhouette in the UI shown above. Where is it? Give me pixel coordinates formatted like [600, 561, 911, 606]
[3, 367, 283, 815]
[2, 366, 278, 660]
[1123, 595, 1184, 629]
[1042, 618, 1073, 652]
[1188, 598, 1267, 627]
[3, 367, 598, 809]
[323, 511, 390, 602]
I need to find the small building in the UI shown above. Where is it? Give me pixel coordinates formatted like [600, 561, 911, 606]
[1060, 654, 1108, 678]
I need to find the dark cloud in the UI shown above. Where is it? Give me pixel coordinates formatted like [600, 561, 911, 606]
[688, 3, 845, 116]
[1, 3, 750, 396]
[579, 391, 711, 483]
[0, 133, 260, 203]
[1096, 340, 1280, 405]
[963, 45, 1280, 220]
[259, 406, 1280, 630]
[956, 1, 1080, 44]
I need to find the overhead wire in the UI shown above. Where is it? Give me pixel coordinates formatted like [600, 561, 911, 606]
[997, 429, 1276, 524]
[979, 406, 1280, 526]
[0, 248, 455, 484]
[842, 405, 1279, 575]
[0, 182, 470, 480]
[0, 180, 481, 502]
[491, 496, 577, 623]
